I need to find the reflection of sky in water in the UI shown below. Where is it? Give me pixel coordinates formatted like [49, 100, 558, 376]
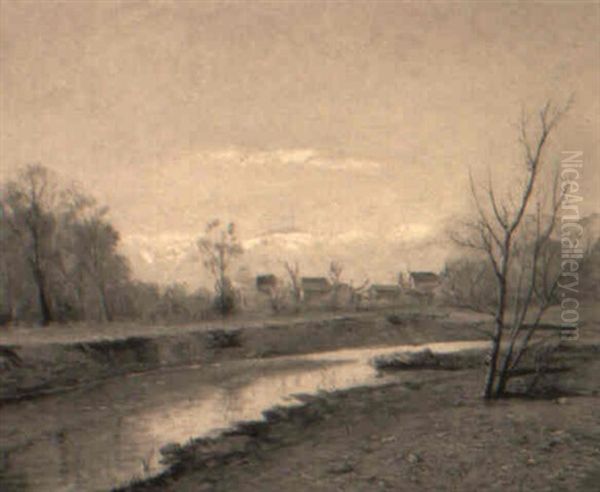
[139, 360, 374, 443]
[0, 341, 488, 492]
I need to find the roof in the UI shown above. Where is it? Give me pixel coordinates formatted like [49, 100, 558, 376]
[369, 284, 401, 293]
[256, 274, 278, 292]
[301, 277, 331, 292]
[409, 272, 440, 283]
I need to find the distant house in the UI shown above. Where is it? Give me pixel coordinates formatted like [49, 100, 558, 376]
[407, 272, 441, 293]
[256, 274, 279, 294]
[368, 284, 401, 304]
[301, 277, 331, 293]
[301, 277, 331, 304]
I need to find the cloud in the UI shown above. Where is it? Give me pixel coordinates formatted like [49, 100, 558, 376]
[308, 156, 381, 172]
[182, 148, 382, 173]
[333, 229, 375, 244]
[390, 223, 434, 242]
[243, 231, 315, 251]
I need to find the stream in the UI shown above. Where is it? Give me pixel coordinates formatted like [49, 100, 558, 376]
[0, 340, 487, 491]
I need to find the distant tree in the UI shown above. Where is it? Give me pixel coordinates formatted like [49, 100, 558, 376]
[441, 257, 497, 314]
[284, 261, 303, 310]
[125, 281, 162, 323]
[67, 209, 131, 322]
[328, 261, 344, 309]
[0, 165, 64, 325]
[328, 261, 343, 285]
[1, 165, 134, 325]
[452, 101, 570, 399]
[155, 283, 192, 322]
[197, 220, 243, 316]
[349, 278, 370, 310]
[189, 287, 213, 320]
[266, 278, 287, 314]
[0, 206, 32, 322]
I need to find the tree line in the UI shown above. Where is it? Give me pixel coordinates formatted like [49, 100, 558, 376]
[0, 165, 370, 325]
[0, 165, 229, 325]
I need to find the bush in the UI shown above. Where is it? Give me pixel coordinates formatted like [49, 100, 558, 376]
[206, 329, 242, 349]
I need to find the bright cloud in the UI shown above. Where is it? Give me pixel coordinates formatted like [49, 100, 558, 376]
[243, 231, 315, 251]
[183, 148, 382, 173]
[391, 223, 434, 242]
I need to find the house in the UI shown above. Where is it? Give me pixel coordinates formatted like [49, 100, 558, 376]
[301, 277, 331, 292]
[407, 272, 441, 293]
[301, 277, 331, 304]
[256, 274, 279, 294]
[368, 284, 401, 304]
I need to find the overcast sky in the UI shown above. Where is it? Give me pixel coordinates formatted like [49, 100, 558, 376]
[1, 1, 599, 281]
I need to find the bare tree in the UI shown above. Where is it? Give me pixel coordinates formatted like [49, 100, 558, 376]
[349, 278, 370, 310]
[441, 257, 497, 315]
[328, 261, 344, 309]
[267, 279, 287, 314]
[155, 283, 192, 322]
[452, 101, 570, 399]
[68, 207, 130, 322]
[284, 261, 303, 310]
[1, 166, 135, 324]
[0, 165, 63, 325]
[197, 220, 243, 316]
[0, 207, 29, 322]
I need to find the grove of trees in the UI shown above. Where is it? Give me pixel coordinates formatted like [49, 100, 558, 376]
[0, 165, 133, 324]
[0, 164, 216, 325]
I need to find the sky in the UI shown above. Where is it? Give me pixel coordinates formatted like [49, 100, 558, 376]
[1, 1, 599, 285]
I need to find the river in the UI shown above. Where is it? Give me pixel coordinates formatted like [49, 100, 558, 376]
[0, 340, 487, 492]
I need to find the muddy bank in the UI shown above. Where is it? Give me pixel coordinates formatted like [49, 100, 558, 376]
[0, 311, 488, 402]
[118, 346, 600, 492]
[372, 347, 486, 371]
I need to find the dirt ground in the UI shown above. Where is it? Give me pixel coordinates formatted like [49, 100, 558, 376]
[123, 349, 600, 492]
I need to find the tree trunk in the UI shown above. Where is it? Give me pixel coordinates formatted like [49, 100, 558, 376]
[98, 285, 113, 322]
[483, 278, 507, 399]
[29, 221, 53, 326]
[495, 343, 515, 396]
[483, 323, 501, 399]
[33, 267, 52, 326]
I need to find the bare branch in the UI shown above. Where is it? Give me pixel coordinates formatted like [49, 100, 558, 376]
[486, 169, 508, 230]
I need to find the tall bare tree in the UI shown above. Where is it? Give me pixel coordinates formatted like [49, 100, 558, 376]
[0, 165, 63, 325]
[197, 220, 243, 315]
[453, 101, 570, 399]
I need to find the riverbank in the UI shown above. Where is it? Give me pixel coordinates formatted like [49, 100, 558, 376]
[0, 308, 490, 402]
[118, 343, 600, 492]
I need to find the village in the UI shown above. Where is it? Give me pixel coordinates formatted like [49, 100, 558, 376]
[253, 268, 442, 311]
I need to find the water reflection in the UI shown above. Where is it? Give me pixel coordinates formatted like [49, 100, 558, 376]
[0, 340, 487, 491]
